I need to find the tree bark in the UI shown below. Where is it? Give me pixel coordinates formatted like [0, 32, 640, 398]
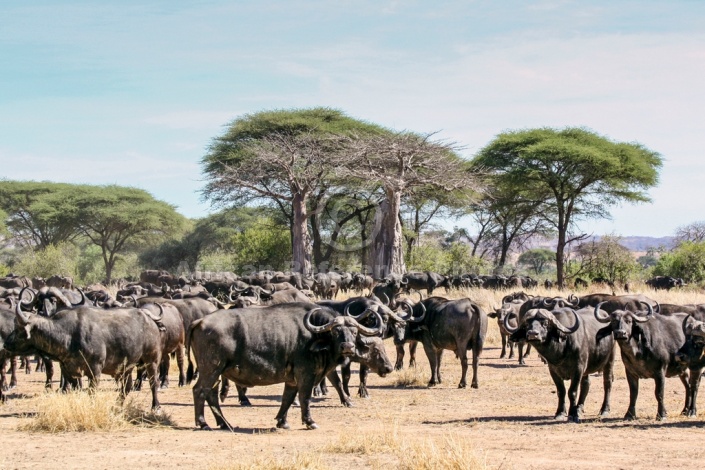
[368, 189, 406, 278]
[291, 193, 312, 275]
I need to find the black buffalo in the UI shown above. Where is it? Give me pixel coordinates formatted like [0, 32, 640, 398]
[187, 303, 386, 430]
[7, 299, 164, 410]
[400, 296, 487, 389]
[506, 297, 615, 422]
[488, 292, 533, 364]
[594, 302, 690, 420]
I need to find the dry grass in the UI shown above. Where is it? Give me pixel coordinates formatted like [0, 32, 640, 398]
[17, 390, 174, 432]
[210, 452, 330, 470]
[397, 433, 492, 470]
[322, 421, 402, 455]
[391, 364, 429, 388]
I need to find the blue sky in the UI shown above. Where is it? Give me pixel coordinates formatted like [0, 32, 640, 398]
[1, 1, 703, 237]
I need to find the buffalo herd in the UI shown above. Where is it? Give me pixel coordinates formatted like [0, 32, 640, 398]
[0, 269, 703, 429]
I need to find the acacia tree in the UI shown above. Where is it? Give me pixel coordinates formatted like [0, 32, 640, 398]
[573, 236, 639, 284]
[675, 221, 705, 244]
[473, 127, 662, 287]
[0, 181, 82, 248]
[72, 185, 185, 283]
[341, 132, 482, 278]
[518, 248, 555, 275]
[201, 108, 385, 275]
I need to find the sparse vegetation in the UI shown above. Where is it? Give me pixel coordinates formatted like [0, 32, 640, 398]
[18, 390, 174, 433]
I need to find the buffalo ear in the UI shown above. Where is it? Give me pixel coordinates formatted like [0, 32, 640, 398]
[309, 340, 329, 352]
[488, 311, 499, 319]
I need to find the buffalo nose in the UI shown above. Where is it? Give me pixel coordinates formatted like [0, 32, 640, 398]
[614, 330, 628, 340]
[527, 330, 539, 341]
[341, 342, 355, 356]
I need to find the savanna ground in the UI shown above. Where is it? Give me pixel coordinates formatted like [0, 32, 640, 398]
[2, 285, 705, 470]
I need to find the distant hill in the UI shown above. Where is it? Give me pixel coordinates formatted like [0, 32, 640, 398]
[528, 235, 676, 252]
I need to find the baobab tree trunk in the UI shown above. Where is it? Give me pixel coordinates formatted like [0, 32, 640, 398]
[367, 190, 406, 278]
[291, 193, 312, 275]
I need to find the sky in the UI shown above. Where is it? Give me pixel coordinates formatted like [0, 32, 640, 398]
[0, 0, 703, 237]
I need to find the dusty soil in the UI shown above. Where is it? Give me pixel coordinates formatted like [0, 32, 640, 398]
[3, 289, 705, 469]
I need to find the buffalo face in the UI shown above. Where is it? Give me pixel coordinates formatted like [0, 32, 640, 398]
[356, 336, 394, 377]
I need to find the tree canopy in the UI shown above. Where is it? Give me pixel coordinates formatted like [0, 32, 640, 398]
[473, 127, 662, 286]
[201, 107, 387, 275]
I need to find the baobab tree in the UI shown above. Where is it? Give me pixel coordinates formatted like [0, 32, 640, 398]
[340, 132, 483, 278]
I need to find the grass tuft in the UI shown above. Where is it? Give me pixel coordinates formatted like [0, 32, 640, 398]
[18, 390, 174, 432]
[210, 452, 330, 470]
[397, 433, 491, 470]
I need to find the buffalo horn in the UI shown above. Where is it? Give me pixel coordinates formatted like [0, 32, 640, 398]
[546, 309, 580, 334]
[568, 294, 579, 307]
[503, 311, 519, 333]
[303, 308, 338, 334]
[593, 302, 611, 323]
[633, 301, 654, 323]
[345, 310, 385, 336]
[502, 294, 513, 305]
[72, 288, 87, 307]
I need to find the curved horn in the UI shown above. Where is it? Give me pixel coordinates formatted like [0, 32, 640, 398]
[415, 290, 423, 302]
[503, 311, 519, 334]
[548, 309, 581, 334]
[400, 277, 408, 285]
[344, 301, 364, 319]
[130, 294, 139, 307]
[410, 301, 426, 323]
[568, 294, 579, 307]
[345, 309, 385, 336]
[683, 315, 696, 336]
[48, 287, 72, 308]
[303, 308, 338, 334]
[72, 288, 87, 307]
[542, 297, 556, 308]
[593, 301, 611, 323]
[502, 294, 513, 305]
[383, 304, 407, 324]
[260, 287, 274, 297]
[18, 287, 36, 307]
[380, 292, 390, 306]
[633, 301, 654, 323]
[15, 291, 32, 326]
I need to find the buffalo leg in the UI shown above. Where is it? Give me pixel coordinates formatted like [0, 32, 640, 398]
[422, 341, 440, 386]
[176, 345, 186, 387]
[275, 383, 299, 429]
[44, 358, 54, 389]
[549, 368, 567, 420]
[357, 365, 369, 398]
[220, 377, 230, 401]
[572, 373, 589, 422]
[458, 345, 469, 389]
[0, 357, 7, 392]
[9, 356, 18, 389]
[471, 338, 482, 389]
[326, 369, 352, 407]
[394, 343, 406, 370]
[685, 368, 702, 417]
[500, 334, 508, 359]
[235, 384, 251, 406]
[159, 354, 170, 389]
[654, 371, 668, 420]
[193, 373, 230, 430]
[409, 341, 418, 368]
[146, 361, 161, 411]
[341, 363, 352, 397]
[624, 370, 640, 420]
[296, 375, 319, 429]
[599, 358, 614, 417]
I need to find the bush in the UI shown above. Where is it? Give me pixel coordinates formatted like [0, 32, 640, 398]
[11, 242, 78, 279]
[654, 241, 705, 283]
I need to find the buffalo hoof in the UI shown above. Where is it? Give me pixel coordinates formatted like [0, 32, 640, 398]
[499, 352, 506, 359]
[305, 422, 319, 430]
[200, 425, 213, 431]
[292, 398, 300, 407]
[427, 381, 438, 387]
[239, 398, 252, 407]
[358, 389, 369, 399]
[159, 384, 169, 390]
[623, 412, 636, 421]
[342, 399, 353, 408]
[1, 384, 6, 392]
[554, 413, 568, 421]
[458, 383, 466, 389]
[519, 360, 526, 366]
[276, 420, 290, 430]
[656, 414, 667, 421]
[471, 382, 479, 389]
[599, 410, 610, 418]
[568, 415, 580, 424]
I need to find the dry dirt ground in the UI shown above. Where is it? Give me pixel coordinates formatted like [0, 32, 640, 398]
[2, 290, 705, 469]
